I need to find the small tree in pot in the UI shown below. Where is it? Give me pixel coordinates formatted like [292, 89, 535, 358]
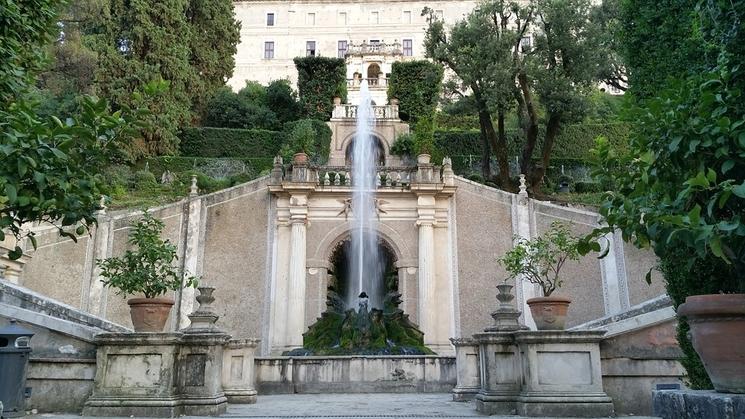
[498, 221, 582, 330]
[98, 212, 198, 332]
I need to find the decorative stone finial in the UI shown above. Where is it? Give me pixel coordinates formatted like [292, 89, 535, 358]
[518, 174, 529, 205]
[273, 155, 283, 166]
[95, 195, 107, 215]
[185, 286, 221, 333]
[484, 283, 528, 332]
[189, 175, 198, 197]
[442, 156, 455, 186]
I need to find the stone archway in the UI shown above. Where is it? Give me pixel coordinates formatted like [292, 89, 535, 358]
[345, 134, 386, 166]
[367, 63, 381, 85]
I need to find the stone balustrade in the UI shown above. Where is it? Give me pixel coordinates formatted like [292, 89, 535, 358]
[331, 104, 399, 120]
[347, 78, 388, 88]
[317, 166, 416, 188]
[346, 41, 402, 56]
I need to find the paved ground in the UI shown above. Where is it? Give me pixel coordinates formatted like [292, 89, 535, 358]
[30, 393, 660, 419]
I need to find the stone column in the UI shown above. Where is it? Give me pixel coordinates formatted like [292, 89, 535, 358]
[599, 229, 630, 315]
[179, 177, 203, 330]
[513, 175, 537, 329]
[87, 200, 112, 317]
[269, 203, 290, 353]
[416, 194, 437, 346]
[286, 193, 308, 348]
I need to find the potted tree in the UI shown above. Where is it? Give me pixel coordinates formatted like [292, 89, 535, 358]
[284, 120, 317, 165]
[98, 212, 198, 332]
[498, 221, 582, 330]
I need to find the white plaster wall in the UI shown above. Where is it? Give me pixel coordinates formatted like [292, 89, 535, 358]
[230, 0, 479, 89]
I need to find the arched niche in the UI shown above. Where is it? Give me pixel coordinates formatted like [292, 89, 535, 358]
[345, 134, 386, 166]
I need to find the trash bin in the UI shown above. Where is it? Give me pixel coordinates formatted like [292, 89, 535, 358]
[0, 319, 34, 418]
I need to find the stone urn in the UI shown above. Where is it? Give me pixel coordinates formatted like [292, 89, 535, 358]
[293, 152, 309, 165]
[526, 296, 571, 330]
[677, 293, 745, 393]
[416, 154, 431, 164]
[127, 297, 174, 332]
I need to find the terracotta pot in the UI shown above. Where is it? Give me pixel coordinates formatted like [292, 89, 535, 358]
[128, 297, 174, 332]
[293, 152, 309, 165]
[677, 293, 745, 393]
[527, 296, 571, 330]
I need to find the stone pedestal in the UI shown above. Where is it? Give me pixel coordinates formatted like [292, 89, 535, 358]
[83, 333, 185, 417]
[473, 332, 521, 415]
[450, 338, 480, 401]
[653, 390, 745, 419]
[222, 339, 261, 403]
[178, 332, 231, 416]
[514, 331, 614, 417]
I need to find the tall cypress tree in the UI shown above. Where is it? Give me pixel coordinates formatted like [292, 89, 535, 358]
[92, 0, 239, 156]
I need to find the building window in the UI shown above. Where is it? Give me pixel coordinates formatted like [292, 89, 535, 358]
[520, 36, 532, 52]
[306, 41, 316, 56]
[264, 41, 274, 59]
[403, 10, 412, 24]
[266, 13, 275, 26]
[403, 39, 413, 56]
[307, 12, 315, 25]
[338, 40, 348, 58]
[338, 12, 347, 25]
[371, 11, 379, 24]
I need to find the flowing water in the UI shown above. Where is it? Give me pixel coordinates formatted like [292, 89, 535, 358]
[347, 81, 383, 310]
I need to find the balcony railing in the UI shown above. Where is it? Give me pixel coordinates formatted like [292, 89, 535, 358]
[347, 78, 388, 88]
[346, 42, 402, 57]
[331, 104, 399, 120]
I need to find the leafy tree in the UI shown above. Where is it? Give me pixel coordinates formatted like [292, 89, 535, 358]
[266, 79, 301, 124]
[293, 56, 346, 120]
[185, 0, 241, 117]
[0, 0, 59, 105]
[90, 0, 239, 156]
[425, 0, 608, 189]
[202, 85, 280, 130]
[1, 0, 145, 259]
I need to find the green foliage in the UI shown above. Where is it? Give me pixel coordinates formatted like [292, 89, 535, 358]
[91, 0, 240, 156]
[203, 87, 279, 130]
[282, 119, 332, 164]
[390, 133, 415, 157]
[0, 96, 141, 259]
[620, 0, 707, 98]
[388, 61, 443, 122]
[293, 56, 346, 120]
[498, 221, 584, 296]
[97, 212, 198, 298]
[0, 0, 58, 105]
[179, 127, 286, 157]
[143, 156, 274, 178]
[185, 0, 241, 115]
[573, 181, 602, 194]
[266, 79, 301, 124]
[435, 112, 480, 131]
[593, 58, 745, 292]
[434, 123, 631, 161]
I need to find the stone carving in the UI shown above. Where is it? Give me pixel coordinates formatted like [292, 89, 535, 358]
[185, 286, 220, 333]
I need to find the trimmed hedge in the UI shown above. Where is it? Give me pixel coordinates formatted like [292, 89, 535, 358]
[388, 61, 443, 122]
[143, 156, 274, 179]
[435, 123, 631, 161]
[179, 127, 286, 158]
[294, 56, 347, 120]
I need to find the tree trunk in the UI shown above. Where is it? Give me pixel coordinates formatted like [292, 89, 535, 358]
[477, 110, 492, 180]
[517, 72, 539, 180]
[496, 109, 511, 189]
[533, 112, 562, 188]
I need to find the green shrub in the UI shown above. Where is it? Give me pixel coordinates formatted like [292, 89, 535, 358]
[435, 112, 479, 130]
[283, 119, 332, 164]
[179, 127, 286, 157]
[390, 133, 415, 157]
[144, 157, 274, 180]
[574, 181, 602, 193]
[294, 56, 346, 120]
[133, 170, 158, 190]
